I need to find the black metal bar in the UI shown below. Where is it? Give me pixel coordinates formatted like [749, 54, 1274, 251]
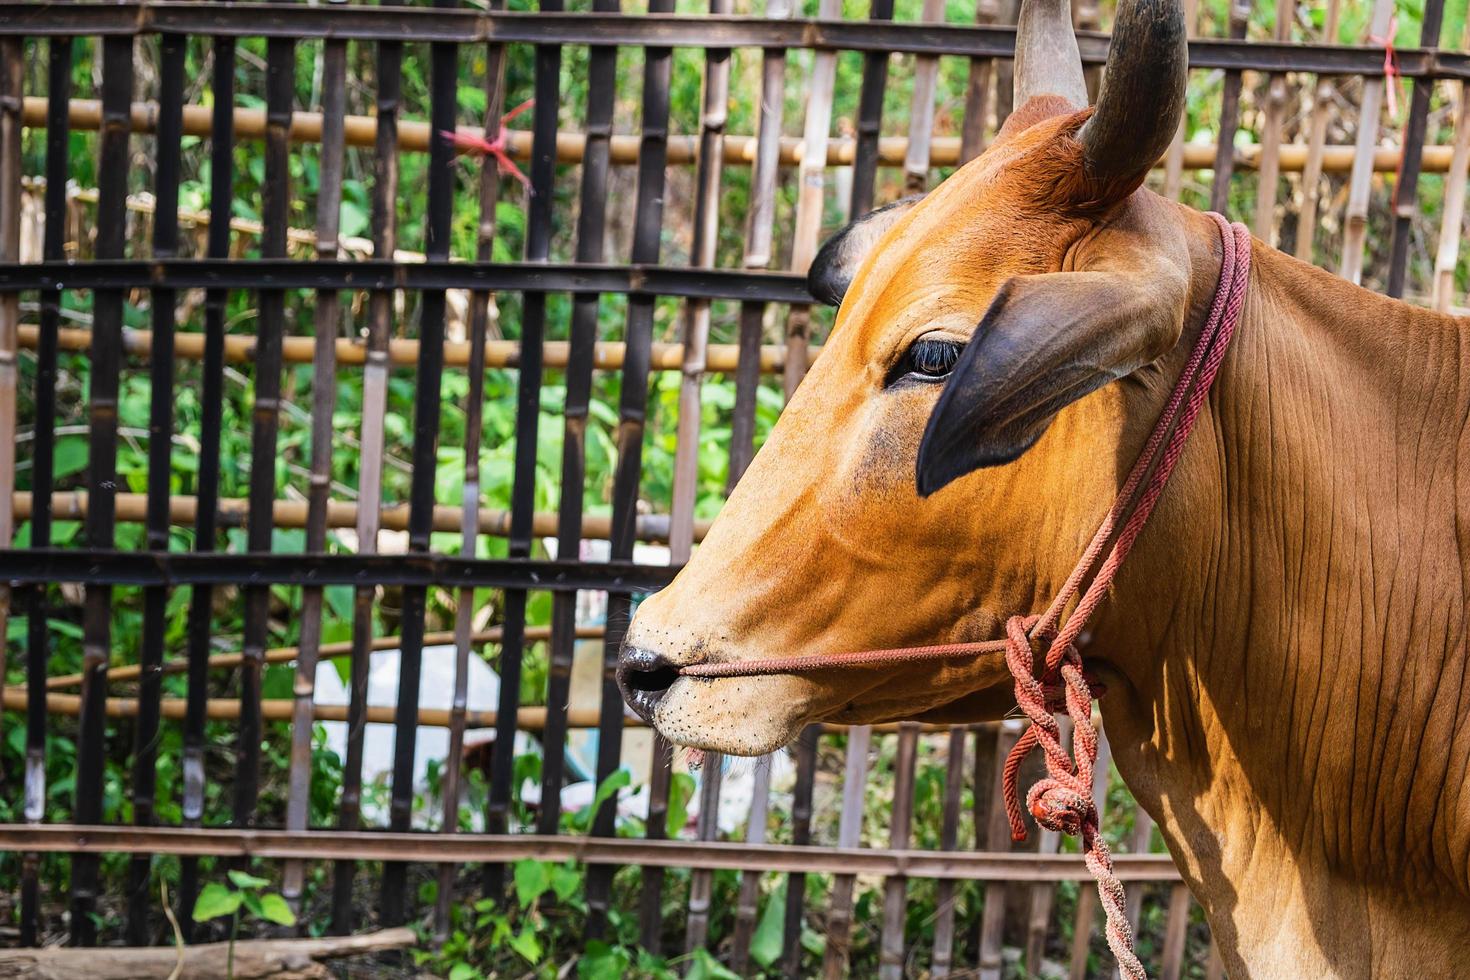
[332, 26, 402, 935]
[123, 24, 185, 947]
[781, 725, 820, 974]
[379, 10, 457, 925]
[21, 27, 74, 951]
[1387, 0, 1447, 297]
[5, 5, 1470, 79]
[233, 33, 293, 840]
[0, 261, 813, 304]
[69, 32, 133, 948]
[850, 0, 895, 217]
[584, 0, 674, 939]
[178, 25, 234, 940]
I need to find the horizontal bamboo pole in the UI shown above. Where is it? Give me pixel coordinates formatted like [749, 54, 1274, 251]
[0, 824, 1186, 882]
[44, 623, 605, 690]
[16, 325, 816, 375]
[22, 96, 1465, 174]
[15, 490, 712, 545]
[1, 686, 974, 736]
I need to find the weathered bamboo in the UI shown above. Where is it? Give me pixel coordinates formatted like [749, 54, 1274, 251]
[781, 725, 821, 974]
[977, 721, 1021, 980]
[680, 0, 733, 957]
[22, 96, 1470, 175]
[820, 723, 871, 979]
[1161, 0, 1199, 199]
[851, 0, 895, 214]
[1386, 0, 1447, 297]
[1340, 0, 1397, 285]
[0, 36, 20, 730]
[282, 34, 347, 919]
[332, 27, 402, 936]
[20, 24, 73, 949]
[1433, 25, 1470, 312]
[903, 0, 947, 194]
[961, 0, 1002, 164]
[1209, 0, 1252, 216]
[122, 22, 185, 945]
[69, 33, 133, 947]
[930, 728, 969, 978]
[13, 325, 819, 375]
[1294, 0, 1344, 262]
[438, 16, 507, 941]
[729, 757, 775, 975]
[1160, 882, 1193, 980]
[1252, 0, 1296, 242]
[782, 0, 841, 400]
[878, 724, 920, 980]
[1114, 805, 1156, 980]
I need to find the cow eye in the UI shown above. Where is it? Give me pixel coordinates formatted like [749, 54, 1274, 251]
[888, 336, 963, 386]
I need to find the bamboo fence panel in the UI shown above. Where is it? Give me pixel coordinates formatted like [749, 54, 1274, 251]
[1209, 0, 1252, 215]
[1434, 24, 1470, 312]
[977, 721, 1020, 980]
[4, 1, 1469, 969]
[1161, 0, 1195, 199]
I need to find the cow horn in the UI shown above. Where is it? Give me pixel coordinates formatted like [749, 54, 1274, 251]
[1014, 0, 1088, 108]
[1077, 0, 1188, 187]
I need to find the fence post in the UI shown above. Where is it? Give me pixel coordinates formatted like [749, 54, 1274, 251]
[1340, 0, 1396, 285]
[1295, 0, 1344, 262]
[1385, 0, 1447, 297]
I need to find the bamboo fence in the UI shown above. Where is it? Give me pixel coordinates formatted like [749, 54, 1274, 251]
[0, 0, 1464, 975]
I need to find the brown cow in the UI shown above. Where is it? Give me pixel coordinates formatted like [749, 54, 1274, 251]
[617, 0, 1470, 975]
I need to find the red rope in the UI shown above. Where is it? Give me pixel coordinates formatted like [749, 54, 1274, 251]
[678, 213, 1252, 978]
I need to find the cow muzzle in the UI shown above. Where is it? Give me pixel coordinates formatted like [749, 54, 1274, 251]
[615, 645, 680, 724]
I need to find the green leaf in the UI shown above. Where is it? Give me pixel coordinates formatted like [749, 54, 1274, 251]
[749, 884, 785, 967]
[576, 769, 631, 833]
[550, 863, 580, 902]
[687, 947, 740, 980]
[257, 893, 297, 926]
[507, 926, 542, 963]
[227, 869, 271, 890]
[666, 771, 696, 838]
[513, 859, 551, 908]
[192, 883, 242, 922]
[52, 437, 87, 479]
[448, 963, 479, 980]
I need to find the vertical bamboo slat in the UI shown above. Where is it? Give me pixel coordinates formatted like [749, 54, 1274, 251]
[1385, 0, 1447, 298]
[680, 1, 733, 956]
[333, 28, 401, 934]
[1432, 25, 1470, 312]
[1294, 0, 1343, 262]
[781, 725, 820, 975]
[1161, 0, 1199, 200]
[234, 36, 293, 835]
[436, 15, 507, 941]
[728, 0, 792, 485]
[977, 721, 1021, 980]
[0, 35, 19, 724]
[930, 728, 968, 978]
[380, 9, 457, 924]
[821, 724, 872, 980]
[730, 762, 775, 974]
[1209, 0, 1252, 216]
[903, 0, 947, 195]
[282, 35, 347, 918]
[21, 27, 74, 950]
[783, 0, 841, 400]
[1340, 0, 1396, 285]
[124, 23, 185, 944]
[179, 24, 235, 938]
[1252, 0, 1296, 242]
[1159, 883, 1192, 980]
[960, 0, 1002, 164]
[70, 32, 133, 947]
[587, 0, 674, 936]
[878, 724, 919, 980]
[1067, 730, 1113, 980]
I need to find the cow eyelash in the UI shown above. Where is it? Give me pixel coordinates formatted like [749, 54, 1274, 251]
[888, 337, 963, 386]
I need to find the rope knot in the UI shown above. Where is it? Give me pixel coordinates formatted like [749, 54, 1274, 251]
[1026, 777, 1098, 836]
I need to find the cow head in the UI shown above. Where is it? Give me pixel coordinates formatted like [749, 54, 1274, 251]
[618, 0, 1204, 755]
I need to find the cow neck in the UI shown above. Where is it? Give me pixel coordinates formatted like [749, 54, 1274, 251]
[679, 211, 1253, 980]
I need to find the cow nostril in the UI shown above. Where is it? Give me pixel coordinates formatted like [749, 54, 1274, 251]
[617, 647, 682, 724]
[625, 663, 679, 693]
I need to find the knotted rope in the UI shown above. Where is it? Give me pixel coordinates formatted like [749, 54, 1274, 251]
[679, 213, 1252, 978]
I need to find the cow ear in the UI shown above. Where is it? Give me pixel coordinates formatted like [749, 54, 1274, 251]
[807, 195, 924, 307]
[915, 262, 1187, 497]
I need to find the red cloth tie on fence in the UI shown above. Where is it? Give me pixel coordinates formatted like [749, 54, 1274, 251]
[680, 212, 1253, 979]
[442, 97, 535, 189]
